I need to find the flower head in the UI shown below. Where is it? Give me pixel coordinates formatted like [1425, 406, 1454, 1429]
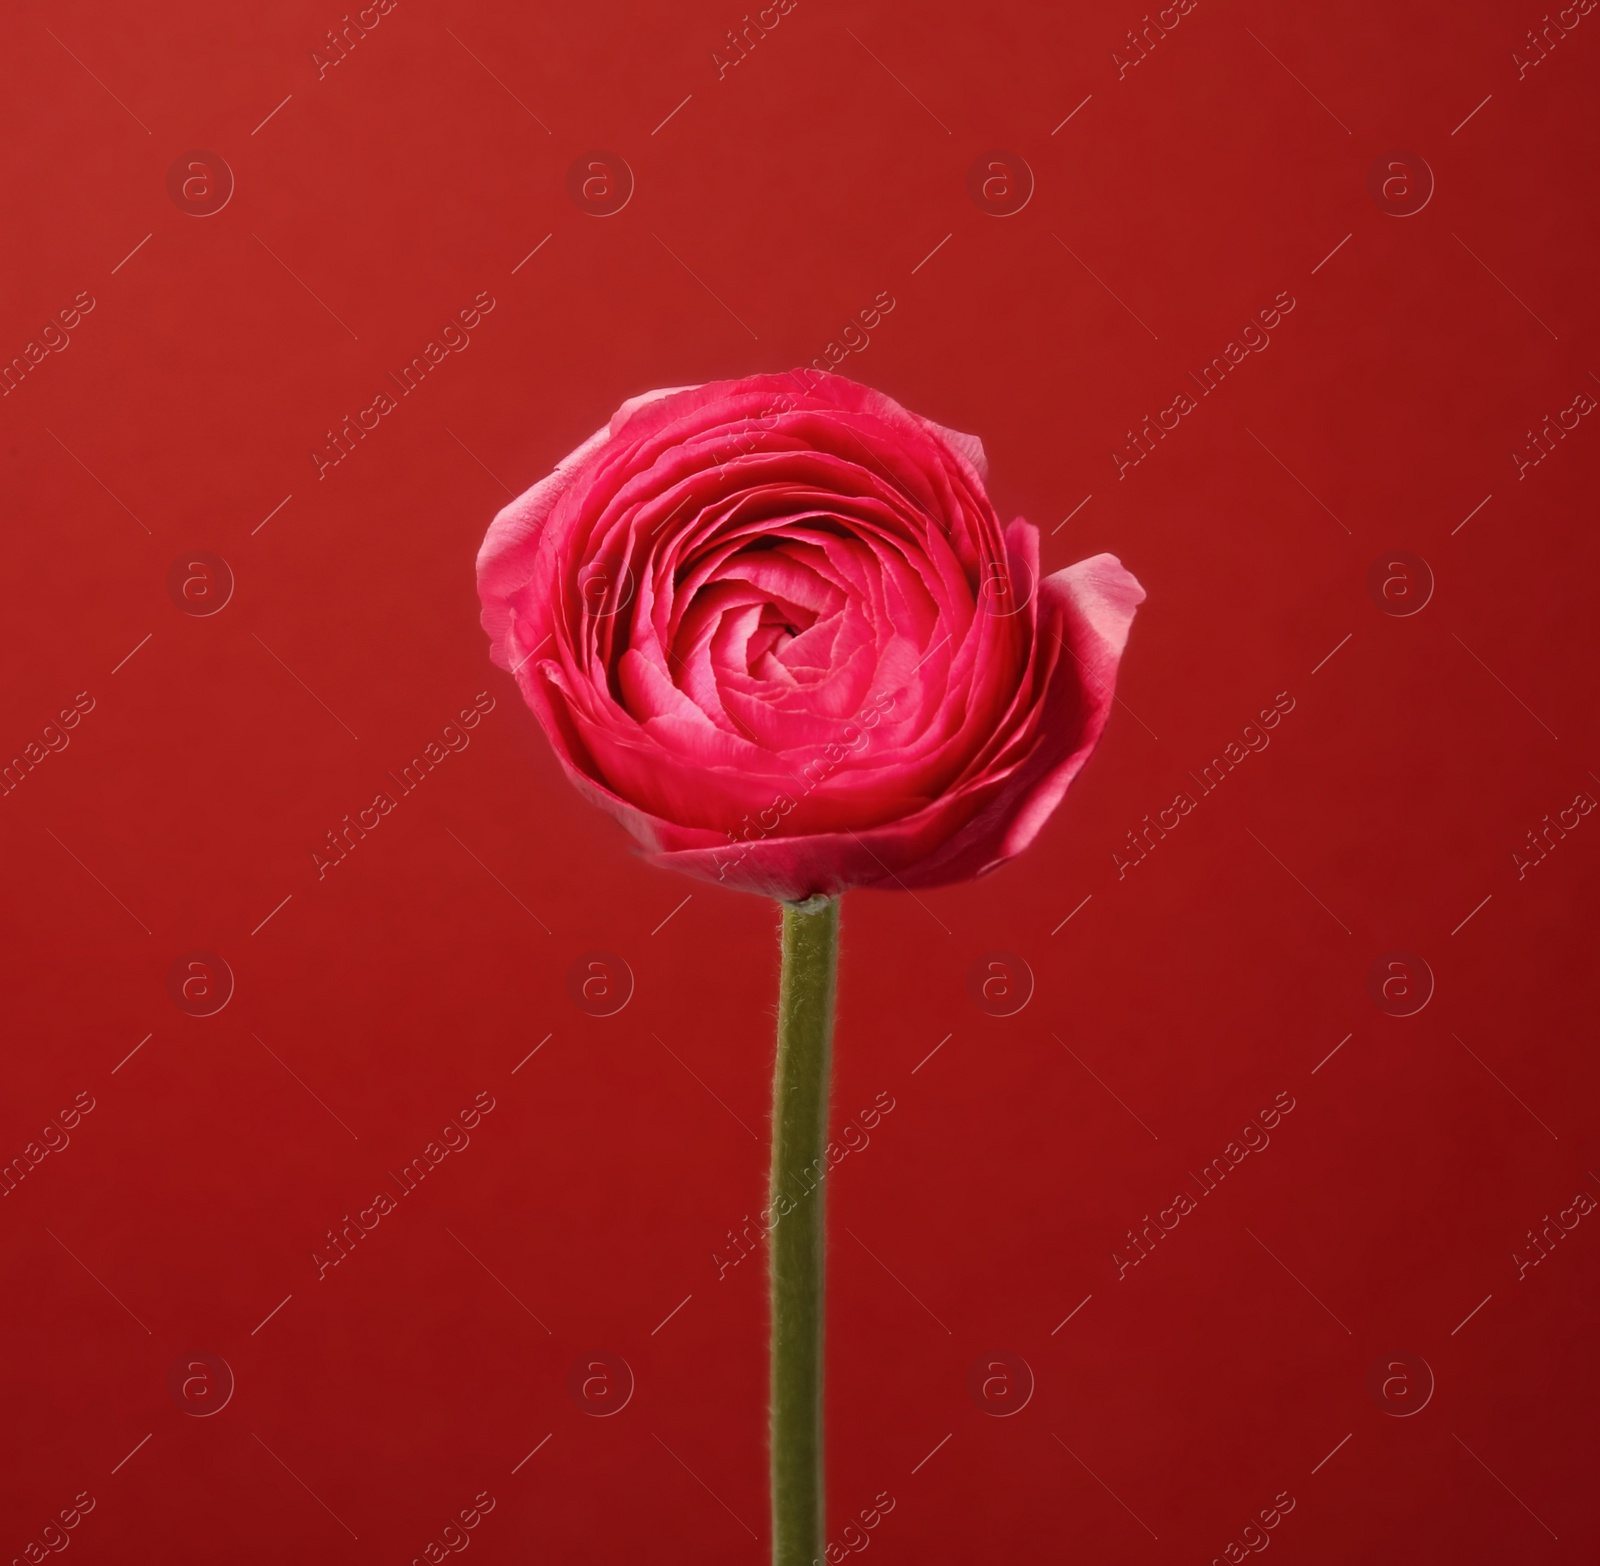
[478, 371, 1143, 901]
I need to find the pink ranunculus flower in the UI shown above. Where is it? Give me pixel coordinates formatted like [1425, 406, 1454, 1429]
[476, 370, 1144, 902]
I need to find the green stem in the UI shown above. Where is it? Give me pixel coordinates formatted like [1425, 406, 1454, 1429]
[770, 894, 839, 1566]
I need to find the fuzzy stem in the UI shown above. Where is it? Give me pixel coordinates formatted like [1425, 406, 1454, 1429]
[769, 894, 839, 1566]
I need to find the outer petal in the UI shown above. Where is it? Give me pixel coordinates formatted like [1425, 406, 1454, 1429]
[476, 384, 694, 672]
[891, 552, 1144, 885]
[913, 415, 988, 482]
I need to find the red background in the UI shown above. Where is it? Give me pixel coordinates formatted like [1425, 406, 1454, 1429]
[3, 0, 1596, 1559]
